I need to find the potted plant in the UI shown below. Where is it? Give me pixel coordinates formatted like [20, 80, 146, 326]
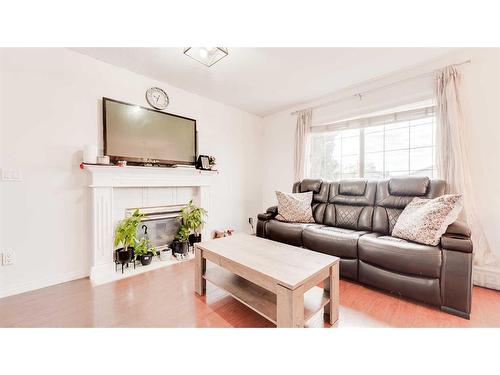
[183, 200, 208, 245]
[172, 224, 190, 255]
[114, 209, 143, 266]
[134, 237, 156, 266]
[159, 247, 172, 261]
[189, 203, 207, 245]
[208, 156, 216, 170]
[172, 200, 208, 254]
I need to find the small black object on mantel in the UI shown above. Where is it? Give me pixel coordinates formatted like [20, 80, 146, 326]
[196, 155, 211, 170]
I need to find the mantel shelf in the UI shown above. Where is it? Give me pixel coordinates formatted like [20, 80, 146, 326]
[81, 162, 218, 174]
[82, 162, 217, 188]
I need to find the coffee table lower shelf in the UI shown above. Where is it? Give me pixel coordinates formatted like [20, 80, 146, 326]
[203, 265, 330, 325]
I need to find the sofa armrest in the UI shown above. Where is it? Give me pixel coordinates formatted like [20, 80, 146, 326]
[445, 220, 471, 237]
[441, 220, 472, 253]
[258, 212, 275, 221]
[441, 234, 473, 253]
[257, 207, 278, 238]
[266, 206, 278, 215]
[440, 222, 473, 317]
[258, 206, 278, 221]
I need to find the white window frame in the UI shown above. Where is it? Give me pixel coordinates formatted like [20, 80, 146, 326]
[308, 105, 437, 180]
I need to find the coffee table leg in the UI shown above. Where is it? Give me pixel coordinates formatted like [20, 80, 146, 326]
[276, 284, 305, 328]
[324, 262, 339, 325]
[195, 245, 206, 295]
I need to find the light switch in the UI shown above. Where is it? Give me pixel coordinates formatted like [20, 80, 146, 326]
[2, 251, 14, 265]
[1, 168, 23, 181]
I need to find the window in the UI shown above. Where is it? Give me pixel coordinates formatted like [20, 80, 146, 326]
[308, 106, 437, 180]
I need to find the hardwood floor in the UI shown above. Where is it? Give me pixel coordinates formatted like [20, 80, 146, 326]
[1, 260, 499, 328]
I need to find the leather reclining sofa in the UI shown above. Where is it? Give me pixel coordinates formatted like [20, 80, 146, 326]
[257, 177, 473, 319]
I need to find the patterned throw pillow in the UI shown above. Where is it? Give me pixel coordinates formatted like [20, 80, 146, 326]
[275, 191, 315, 223]
[392, 194, 463, 246]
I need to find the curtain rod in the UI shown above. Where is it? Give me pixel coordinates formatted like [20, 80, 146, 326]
[290, 59, 471, 116]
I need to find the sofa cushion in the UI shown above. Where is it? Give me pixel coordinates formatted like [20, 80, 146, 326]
[338, 180, 367, 196]
[275, 191, 314, 223]
[293, 179, 330, 203]
[298, 179, 322, 193]
[311, 202, 327, 224]
[372, 179, 446, 235]
[389, 177, 429, 196]
[323, 180, 376, 231]
[392, 195, 463, 246]
[358, 233, 442, 278]
[303, 226, 368, 259]
[265, 220, 319, 247]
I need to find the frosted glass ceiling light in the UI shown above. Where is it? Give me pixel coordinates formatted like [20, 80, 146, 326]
[183, 47, 228, 67]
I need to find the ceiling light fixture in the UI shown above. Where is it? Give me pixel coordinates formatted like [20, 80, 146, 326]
[183, 47, 228, 67]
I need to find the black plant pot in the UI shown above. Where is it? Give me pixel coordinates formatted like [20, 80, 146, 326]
[115, 247, 134, 264]
[139, 252, 154, 266]
[189, 233, 202, 246]
[172, 240, 189, 255]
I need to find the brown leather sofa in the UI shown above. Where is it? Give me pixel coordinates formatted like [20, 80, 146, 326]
[257, 177, 473, 319]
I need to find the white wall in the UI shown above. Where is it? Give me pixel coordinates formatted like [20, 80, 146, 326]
[261, 48, 500, 260]
[0, 48, 264, 297]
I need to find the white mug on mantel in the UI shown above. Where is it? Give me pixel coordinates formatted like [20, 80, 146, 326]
[83, 145, 98, 164]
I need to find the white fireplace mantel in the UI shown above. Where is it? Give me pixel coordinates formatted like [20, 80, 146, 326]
[84, 164, 216, 188]
[83, 164, 216, 283]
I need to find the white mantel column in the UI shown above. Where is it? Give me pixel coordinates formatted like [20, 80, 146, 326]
[89, 187, 114, 280]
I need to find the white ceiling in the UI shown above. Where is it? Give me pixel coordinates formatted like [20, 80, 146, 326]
[73, 48, 454, 117]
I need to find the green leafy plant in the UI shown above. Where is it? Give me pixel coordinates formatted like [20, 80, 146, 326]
[175, 225, 190, 242]
[114, 209, 143, 251]
[175, 200, 208, 242]
[183, 200, 208, 234]
[134, 237, 156, 258]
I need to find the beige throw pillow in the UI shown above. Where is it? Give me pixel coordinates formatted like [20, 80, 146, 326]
[392, 194, 463, 246]
[275, 191, 315, 223]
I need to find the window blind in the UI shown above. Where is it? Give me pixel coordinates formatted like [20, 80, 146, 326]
[311, 106, 436, 133]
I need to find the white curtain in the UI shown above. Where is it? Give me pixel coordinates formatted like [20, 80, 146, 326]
[435, 65, 495, 266]
[294, 109, 312, 182]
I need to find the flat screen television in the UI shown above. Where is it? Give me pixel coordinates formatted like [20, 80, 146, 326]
[103, 97, 197, 166]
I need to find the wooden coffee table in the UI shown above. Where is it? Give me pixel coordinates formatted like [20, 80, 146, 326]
[194, 233, 339, 328]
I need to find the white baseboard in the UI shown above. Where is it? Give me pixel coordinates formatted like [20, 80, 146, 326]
[473, 262, 500, 291]
[0, 270, 89, 299]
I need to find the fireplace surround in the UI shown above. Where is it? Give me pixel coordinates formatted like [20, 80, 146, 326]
[84, 165, 215, 283]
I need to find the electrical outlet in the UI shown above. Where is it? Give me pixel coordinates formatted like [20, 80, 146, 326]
[2, 250, 14, 265]
[1, 168, 23, 181]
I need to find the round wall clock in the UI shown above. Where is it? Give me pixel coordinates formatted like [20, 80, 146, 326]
[146, 87, 169, 110]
